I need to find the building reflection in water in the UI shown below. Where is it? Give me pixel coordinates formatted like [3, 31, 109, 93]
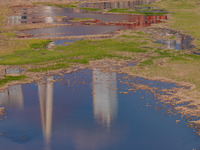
[126, 15, 168, 29]
[38, 77, 54, 150]
[8, 15, 22, 24]
[93, 68, 118, 129]
[8, 6, 55, 24]
[45, 16, 54, 24]
[156, 31, 193, 50]
[0, 68, 23, 109]
[80, 0, 159, 9]
[43, 6, 55, 24]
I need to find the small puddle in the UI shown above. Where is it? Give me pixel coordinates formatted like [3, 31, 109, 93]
[1, 67, 23, 75]
[54, 38, 81, 46]
[154, 29, 194, 50]
[193, 51, 200, 55]
[0, 69, 200, 150]
[47, 38, 81, 49]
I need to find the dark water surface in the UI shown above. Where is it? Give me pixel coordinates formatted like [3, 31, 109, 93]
[0, 69, 200, 150]
[21, 25, 126, 38]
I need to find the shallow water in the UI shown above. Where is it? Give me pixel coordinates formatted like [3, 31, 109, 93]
[54, 38, 81, 46]
[9, 0, 161, 24]
[10, 5, 168, 38]
[20, 14, 167, 37]
[21, 25, 126, 38]
[155, 29, 194, 50]
[47, 38, 81, 49]
[0, 69, 200, 150]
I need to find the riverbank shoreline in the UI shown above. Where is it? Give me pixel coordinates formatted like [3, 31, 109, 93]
[1, 0, 200, 135]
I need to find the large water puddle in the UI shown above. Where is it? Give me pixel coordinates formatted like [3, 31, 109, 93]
[9, 0, 161, 24]
[9, 3, 168, 38]
[20, 25, 126, 38]
[0, 69, 200, 150]
[20, 12, 168, 37]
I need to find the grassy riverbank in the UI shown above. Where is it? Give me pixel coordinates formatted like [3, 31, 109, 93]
[107, 8, 167, 15]
[122, 0, 200, 123]
[71, 18, 95, 22]
[156, 0, 200, 45]
[0, 32, 155, 70]
[0, 75, 27, 86]
[130, 0, 200, 89]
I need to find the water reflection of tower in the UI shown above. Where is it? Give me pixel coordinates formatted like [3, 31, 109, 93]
[0, 68, 23, 109]
[38, 77, 54, 149]
[176, 34, 182, 50]
[43, 6, 55, 24]
[93, 68, 117, 128]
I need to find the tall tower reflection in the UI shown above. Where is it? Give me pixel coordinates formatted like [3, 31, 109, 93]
[93, 68, 118, 128]
[0, 68, 23, 109]
[43, 6, 55, 24]
[38, 77, 54, 150]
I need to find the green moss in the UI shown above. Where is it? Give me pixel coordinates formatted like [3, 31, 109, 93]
[139, 59, 154, 66]
[169, 36, 176, 39]
[108, 9, 131, 13]
[136, 11, 167, 15]
[0, 32, 16, 38]
[169, 56, 190, 62]
[30, 40, 51, 49]
[28, 63, 70, 72]
[80, 8, 101, 11]
[182, 54, 200, 60]
[71, 18, 94, 22]
[0, 75, 27, 86]
[107, 8, 167, 15]
[0, 33, 150, 71]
